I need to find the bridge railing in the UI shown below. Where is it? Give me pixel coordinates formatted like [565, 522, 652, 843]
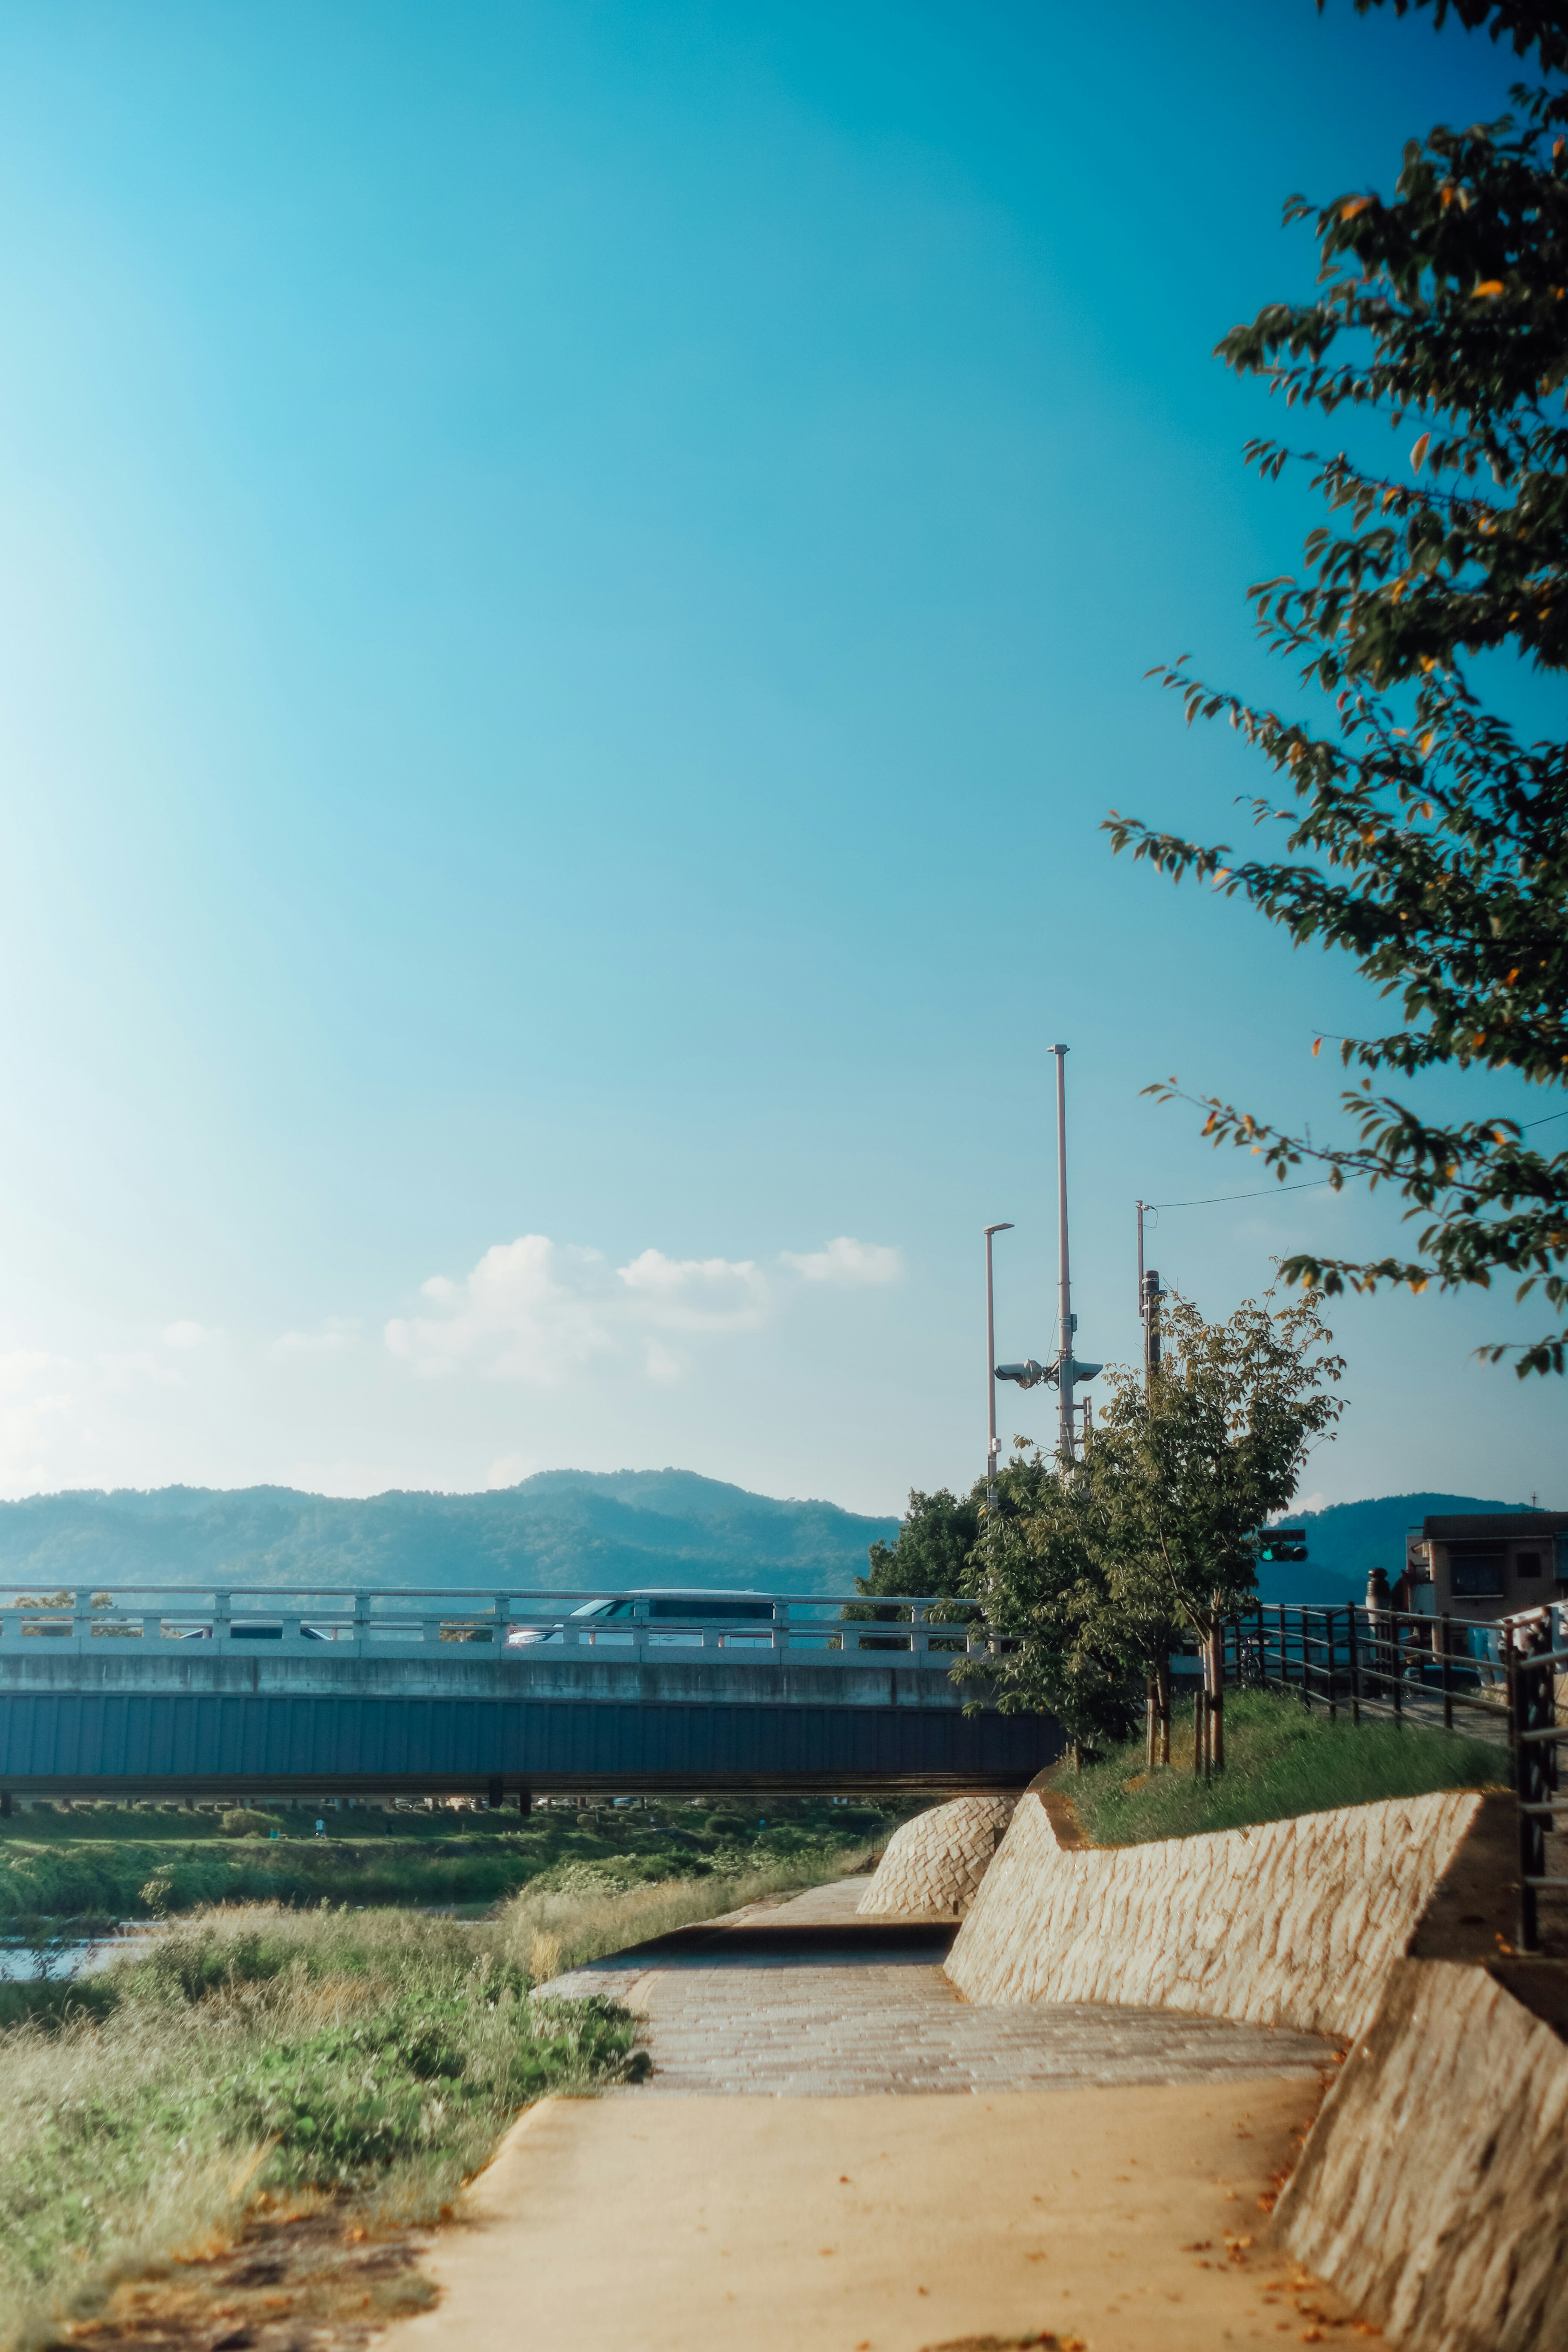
[0, 1587, 992, 1667]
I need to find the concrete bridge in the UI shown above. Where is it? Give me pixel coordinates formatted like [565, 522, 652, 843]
[0, 1587, 1057, 1799]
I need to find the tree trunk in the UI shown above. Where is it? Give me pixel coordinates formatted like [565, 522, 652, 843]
[1145, 1674, 1158, 1771]
[1209, 1630, 1225, 1774]
[1156, 1648, 1171, 1766]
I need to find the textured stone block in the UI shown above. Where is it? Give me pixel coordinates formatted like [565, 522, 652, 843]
[857, 1795, 1015, 1920]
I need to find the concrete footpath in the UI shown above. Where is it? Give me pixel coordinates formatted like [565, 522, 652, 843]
[390, 1880, 1358, 2352]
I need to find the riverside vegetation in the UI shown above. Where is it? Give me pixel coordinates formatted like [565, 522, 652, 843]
[0, 1792, 900, 1945]
[0, 1806, 894, 2347]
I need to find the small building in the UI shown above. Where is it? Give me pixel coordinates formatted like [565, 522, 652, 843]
[1404, 1512, 1568, 1624]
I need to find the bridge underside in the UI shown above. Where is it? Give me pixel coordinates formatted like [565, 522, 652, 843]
[0, 1685, 1058, 1799]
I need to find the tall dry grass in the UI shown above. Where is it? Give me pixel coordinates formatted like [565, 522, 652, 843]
[500, 1848, 873, 1984]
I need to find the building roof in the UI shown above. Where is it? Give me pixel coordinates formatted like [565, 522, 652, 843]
[1423, 1513, 1568, 1540]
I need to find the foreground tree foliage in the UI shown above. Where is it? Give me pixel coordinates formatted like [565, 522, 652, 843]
[955, 1292, 1344, 1767]
[1107, 0, 1568, 1372]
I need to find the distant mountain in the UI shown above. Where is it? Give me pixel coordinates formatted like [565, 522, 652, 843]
[1258, 1491, 1548, 1607]
[0, 1470, 899, 1597]
[0, 1471, 1548, 1609]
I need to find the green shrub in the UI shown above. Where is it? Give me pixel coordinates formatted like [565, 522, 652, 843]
[218, 1809, 281, 1839]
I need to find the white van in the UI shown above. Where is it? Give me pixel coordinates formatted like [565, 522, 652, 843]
[504, 1591, 777, 1648]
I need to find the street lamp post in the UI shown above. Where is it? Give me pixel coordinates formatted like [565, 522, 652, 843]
[1051, 1044, 1075, 1465]
[993, 1047, 1099, 1466]
[983, 1223, 1013, 1504]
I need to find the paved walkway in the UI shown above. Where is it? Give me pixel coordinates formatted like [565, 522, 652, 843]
[539, 1876, 1336, 2096]
[388, 1878, 1357, 2352]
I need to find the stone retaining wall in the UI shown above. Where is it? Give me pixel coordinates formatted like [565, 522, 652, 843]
[857, 1795, 1015, 1919]
[1276, 1958, 1568, 2352]
[944, 1783, 1483, 2038]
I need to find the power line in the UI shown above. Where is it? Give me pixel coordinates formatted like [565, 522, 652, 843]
[1150, 1106, 1568, 1212]
[1148, 1179, 1331, 1211]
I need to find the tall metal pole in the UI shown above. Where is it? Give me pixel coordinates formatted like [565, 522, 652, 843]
[984, 1223, 1013, 1501]
[1051, 1044, 1074, 1465]
[1136, 1198, 1147, 1388]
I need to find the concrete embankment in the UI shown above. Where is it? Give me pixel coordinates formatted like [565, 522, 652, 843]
[1276, 1955, 1568, 2352]
[943, 1779, 1483, 2037]
[859, 1775, 1568, 2352]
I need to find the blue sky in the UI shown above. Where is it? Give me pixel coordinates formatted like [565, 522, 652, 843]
[0, 0, 1556, 1513]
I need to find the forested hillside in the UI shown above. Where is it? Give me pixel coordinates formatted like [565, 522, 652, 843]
[0, 1469, 898, 1595]
[0, 1472, 1545, 1604]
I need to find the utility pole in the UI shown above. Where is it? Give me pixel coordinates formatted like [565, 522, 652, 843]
[1051, 1044, 1075, 1465]
[983, 1223, 1013, 1505]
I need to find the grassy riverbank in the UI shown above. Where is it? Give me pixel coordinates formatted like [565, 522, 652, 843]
[0, 1844, 873, 2343]
[0, 1795, 904, 1929]
[0, 1904, 637, 2348]
[1064, 1688, 1505, 1847]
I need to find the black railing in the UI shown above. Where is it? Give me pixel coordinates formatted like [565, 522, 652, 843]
[1219, 1601, 1508, 1734]
[1212, 1597, 1567, 1955]
[1508, 1608, 1567, 1955]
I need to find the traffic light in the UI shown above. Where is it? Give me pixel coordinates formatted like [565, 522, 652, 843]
[1257, 1526, 1309, 1563]
[1140, 1269, 1162, 1373]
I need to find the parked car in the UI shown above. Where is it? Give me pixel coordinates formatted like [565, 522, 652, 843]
[504, 1591, 777, 1648]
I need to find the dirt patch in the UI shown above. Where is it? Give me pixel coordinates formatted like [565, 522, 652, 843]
[44, 2204, 437, 2351]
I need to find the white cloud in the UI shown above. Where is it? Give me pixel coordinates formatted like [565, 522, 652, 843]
[617, 1248, 767, 1328]
[384, 1234, 769, 1388]
[272, 1319, 361, 1360]
[780, 1236, 903, 1286]
[163, 1321, 211, 1351]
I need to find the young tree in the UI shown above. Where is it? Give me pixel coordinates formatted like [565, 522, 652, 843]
[1107, 0, 1568, 1372]
[956, 1447, 1141, 1768]
[1095, 1292, 1346, 1768]
[957, 1292, 1344, 1772]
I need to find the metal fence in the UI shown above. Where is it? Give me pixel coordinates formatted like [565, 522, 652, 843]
[1508, 1606, 1567, 1954]
[1219, 1601, 1509, 1735]
[1216, 1597, 1567, 1956]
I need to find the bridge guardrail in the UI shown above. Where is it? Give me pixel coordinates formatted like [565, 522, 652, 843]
[0, 1588, 993, 1667]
